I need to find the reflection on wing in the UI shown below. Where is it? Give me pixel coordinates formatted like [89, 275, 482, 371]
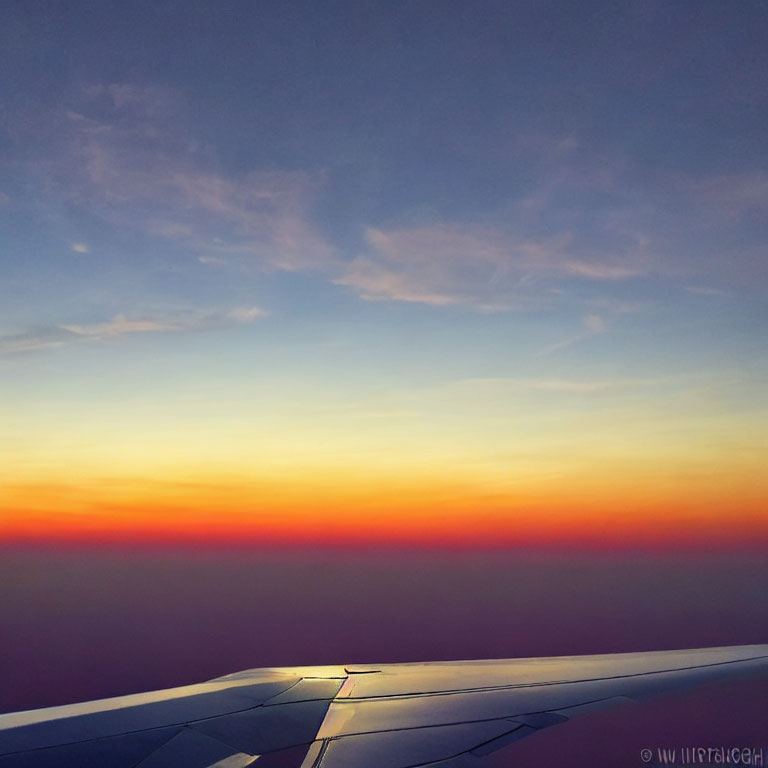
[0, 645, 766, 767]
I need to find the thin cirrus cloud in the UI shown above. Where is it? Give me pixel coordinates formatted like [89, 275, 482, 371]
[407, 377, 621, 397]
[0, 306, 268, 356]
[57, 84, 653, 310]
[582, 313, 606, 334]
[684, 285, 732, 298]
[43, 82, 765, 314]
[537, 313, 607, 357]
[335, 225, 644, 310]
[58, 84, 335, 273]
[336, 160, 768, 310]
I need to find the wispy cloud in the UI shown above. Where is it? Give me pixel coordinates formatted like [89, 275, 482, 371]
[60, 314, 183, 338]
[31, 83, 766, 315]
[54, 84, 334, 273]
[564, 261, 641, 280]
[0, 306, 268, 355]
[584, 298, 649, 314]
[335, 225, 642, 310]
[197, 254, 228, 267]
[225, 306, 268, 323]
[387, 372, 737, 408]
[48, 97, 661, 313]
[340, 154, 768, 312]
[539, 313, 607, 356]
[0, 328, 81, 355]
[391, 376, 649, 403]
[582, 313, 606, 334]
[464, 377, 616, 394]
[70, 242, 90, 254]
[685, 285, 732, 298]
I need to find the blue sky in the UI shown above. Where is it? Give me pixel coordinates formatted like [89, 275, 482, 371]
[3, 1, 767, 333]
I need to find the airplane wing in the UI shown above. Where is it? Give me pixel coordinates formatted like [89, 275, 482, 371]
[1, 644, 767, 768]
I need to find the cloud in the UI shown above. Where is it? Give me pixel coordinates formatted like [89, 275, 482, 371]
[335, 225, 641, 310]
[455, 377, 617, 395]
[54, 84, 334, 273]
[334, 257, 466, 307]
[0, 328, 80, 355]
[490, 144, 768, 289]
[392, 376, 646, 403]
[564, 260, 641, 280]
[61, 306, 269, 339]
[226, 306, 269, 323]
[103, 83, 177, 114]
[332, 151, 768, 310]
[582, 313, 606, 334]
[685, 285, 732, 298]
[0, 191, 10, 204]
[47, 95, 659, 312]
[538, 313, 606, 356]
[61, 314, 182, 337]
[198, 255, 228, 267]
[526, 378, 611, 394]
[0, 305, 268, 355]
[584, 298, 649, 314]
[33, 83, 764, 315]
[70, 242, 90, 254]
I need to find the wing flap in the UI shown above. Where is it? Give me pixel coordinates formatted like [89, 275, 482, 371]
[306, 720, 524, 768]
[133, 728, 257, 768]
[189, 700, 334, 756]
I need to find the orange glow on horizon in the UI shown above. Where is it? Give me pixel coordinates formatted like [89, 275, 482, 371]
[3, 470, 767, 551]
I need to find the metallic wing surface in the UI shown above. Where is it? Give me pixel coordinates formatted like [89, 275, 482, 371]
[1, 644, 767, 768]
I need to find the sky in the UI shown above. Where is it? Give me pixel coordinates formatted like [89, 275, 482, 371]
[2, 4, 768, 763]
[1, 0, 768, 549]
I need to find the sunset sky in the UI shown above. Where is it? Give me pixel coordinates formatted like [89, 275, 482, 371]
[2, 0, 767, 548]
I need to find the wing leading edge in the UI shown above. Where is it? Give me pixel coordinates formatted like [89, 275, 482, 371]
[0, 645, 766, 768]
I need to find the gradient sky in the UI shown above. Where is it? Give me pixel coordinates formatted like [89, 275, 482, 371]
[2, 0, 767, 548]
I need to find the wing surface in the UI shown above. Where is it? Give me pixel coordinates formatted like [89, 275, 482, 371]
[0, 645, 766, 767]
